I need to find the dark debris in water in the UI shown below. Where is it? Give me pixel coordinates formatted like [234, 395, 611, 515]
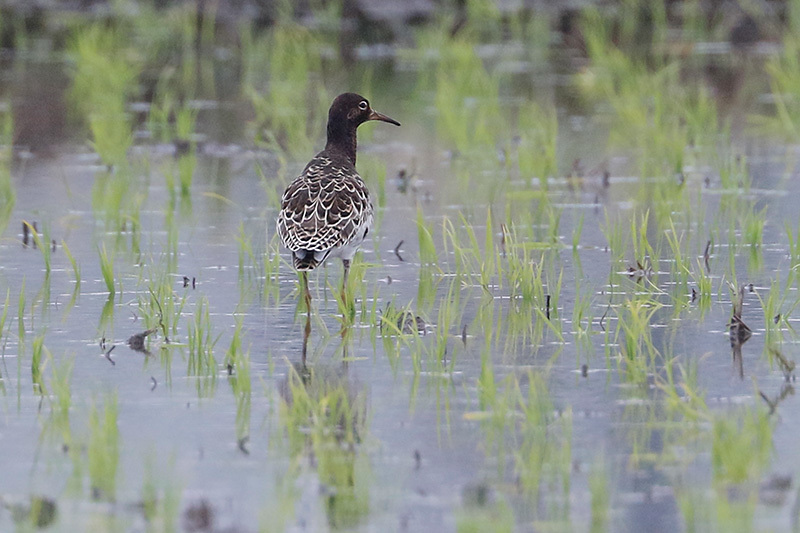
[5, 495, 57, 528]
[104, 345, 116, 366]
[627, 260, 653, 282]
[461, 482, 494, 508]
[759, 474, 792, 506]
[728, 283, 752, 346]
[127, 328, 157, 354]
[182, 499, 214, 533]
[21, 221, 38, 248]
[238, 436, 250, 455]
[100, 337, 116, 365]
[394, 167, 419, 194]
[399, 312, 426, 335]
[394, 240, 404, 262]
[380, 303, 426, 335]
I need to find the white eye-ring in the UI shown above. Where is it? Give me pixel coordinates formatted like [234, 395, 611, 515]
[358, 101, 368, 110]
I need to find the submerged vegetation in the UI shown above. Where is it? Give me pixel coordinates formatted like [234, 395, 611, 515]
[0, 0, 797, 530]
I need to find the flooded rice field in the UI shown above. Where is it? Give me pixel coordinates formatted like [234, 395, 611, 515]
[2, 2, 800, 531]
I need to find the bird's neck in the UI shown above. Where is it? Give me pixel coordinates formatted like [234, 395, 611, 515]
[325, 123, 357, 166]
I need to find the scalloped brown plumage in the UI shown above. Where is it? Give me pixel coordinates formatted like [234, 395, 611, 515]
[277, 93, 400, 308]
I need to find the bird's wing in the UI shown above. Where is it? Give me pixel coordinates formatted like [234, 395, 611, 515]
[277, 158, 372, 252]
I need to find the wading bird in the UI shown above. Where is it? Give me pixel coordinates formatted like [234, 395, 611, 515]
[277, 93, 400, 314]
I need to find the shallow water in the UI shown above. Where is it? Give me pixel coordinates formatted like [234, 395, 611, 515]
[0, 8, 799, 533]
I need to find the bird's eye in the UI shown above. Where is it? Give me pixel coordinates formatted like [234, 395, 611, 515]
[358, 101, 368, 110]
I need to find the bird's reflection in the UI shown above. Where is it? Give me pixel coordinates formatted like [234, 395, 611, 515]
[280, 327, 369, 529]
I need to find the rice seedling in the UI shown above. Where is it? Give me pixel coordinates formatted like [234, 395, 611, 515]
[713, 490, 755, 533]
[69, 24, 139, 168]
[741, 205, 766, 249]
[579, 4, 726, 185]
[0, 289, 10, 391]
[258, 472, 300, 533]
[757, 34, 800, 140]
[433, 38, 503, 155]
[614, 296, 663, 384]
[61, 240, 81, 288]
[178, 151, 197, 198]
[23, 221, 51, 275]
[141, 454, 181, 532]
[97, 295, 116, 345]
[589, 458, 610, 533]
[663, 217, 699, 309]
[165, 209, 180, 272]
[236, 222, 258, 287]
[716, 150, 750, 191]
[659, 357, 709, 422]
[753, 278, 799, 349]
[46, 354, 74, 450]
[515, 99, 558, 191]
[89, 114, 134, 170]
[515, 373, 572, 507]
[571, 213, 585, 252]
[17, 280, 26, 351]
[416, 208, 439, 267]
[441, 213, 490, 289]
[711, 406, 772, 486]
[91, 169, 135, 231]
[31, 334, 47, 395]
[601, 211, 626, 265]
[680, 0, 711, 42]
[137, 269, 188, 344]
[87, 393, 120, 501]
[473, 371, 514, 476]
[98, 244, 116, 296]
[429, 276, 464, 371]
[787, 219, 800, 276]
[0, 106, 15, 237]
[229, 348, 251, 446]
[455, 499, 514, 533]
[629, 210, 656, 271]
[279, 364, 370, 528]
[263, 235, 283, 306]
[674, 484, 710, 533]
[618, 400, 664, 468]
[187, 296, 220, 398]
[475, 371, 572, 521]
[689, 258, 713, 315]
[242, 22, 329, 157]
[571, 280, 596, 356]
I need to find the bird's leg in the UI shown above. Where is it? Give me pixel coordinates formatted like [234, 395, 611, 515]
[302, 310, 311, 365]
[301, 271, 311, 317]
[341, 258, 350, 303]
[301, 270, 311, 365]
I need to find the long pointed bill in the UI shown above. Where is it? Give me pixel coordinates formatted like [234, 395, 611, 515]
[368, 109, 401, 126]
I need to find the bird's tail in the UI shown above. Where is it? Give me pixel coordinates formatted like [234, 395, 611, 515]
[293, 249, 327, 271]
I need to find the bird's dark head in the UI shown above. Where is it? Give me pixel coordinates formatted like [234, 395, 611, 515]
[328, 93, 401, 129]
